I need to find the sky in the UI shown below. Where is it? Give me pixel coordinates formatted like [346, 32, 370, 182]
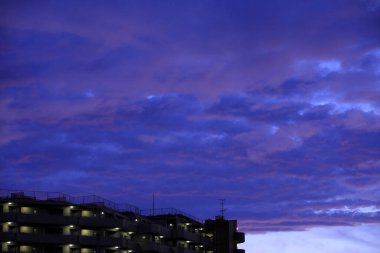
[1, 0, 380, 252]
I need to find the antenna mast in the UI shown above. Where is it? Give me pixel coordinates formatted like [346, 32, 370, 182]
[219, 199, 227, 218]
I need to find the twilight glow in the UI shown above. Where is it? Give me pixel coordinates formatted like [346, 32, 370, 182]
[1, 1, 380, 252]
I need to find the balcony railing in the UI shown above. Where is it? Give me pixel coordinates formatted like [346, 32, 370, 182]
[175, 247, 199, 253]
[171, 229, 202, 243]
[0, 231, 75, 244]
[138, 240, 173, 253]
[137, 223, 171, 237]
[4, 212, 78, 225]
[0, 231, 139, 249]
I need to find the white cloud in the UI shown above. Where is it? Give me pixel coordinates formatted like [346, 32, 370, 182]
[310, 91, 379, 115]
[243, 224, 380, 253]
[314, 206, 380, 215]
[85, 90, 96, 98]
[146, 94, 156, 100]
[317, 60, 342, 76]
[294, 59, 343, 77]
[370, 48, 380, 58]
[270, 125, 279, 135]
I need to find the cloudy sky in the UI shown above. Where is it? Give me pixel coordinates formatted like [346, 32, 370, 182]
[1, 0, 380, 252]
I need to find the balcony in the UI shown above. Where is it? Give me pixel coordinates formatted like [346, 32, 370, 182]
[138, 240, 173, 253]
[0, 232, 140, 250]
[175, 247, 199, 253]
[78, 216, 122, 228]
[138, 223, 171, 237]
[171, 229, 202, 243]
[0, 231, 76, 244]
[234, 232, 245, 243]
[122, 219, 138, 231]
[0, 231, 15, 241]
[0, 212, 78, 225]
[78, 236, 138, 249]
[0, 212, 16, 222]
[22, 213, 77, 225]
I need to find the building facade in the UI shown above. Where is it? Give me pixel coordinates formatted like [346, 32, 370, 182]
[0, 190, 244, 253]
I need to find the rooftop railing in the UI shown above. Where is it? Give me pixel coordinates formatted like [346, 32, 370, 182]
[141, 208, 203, 223]
[0, 189, 140, 214]
[0, 189, 202, 223]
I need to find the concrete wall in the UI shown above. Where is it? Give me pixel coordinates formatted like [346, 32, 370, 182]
[1, 243, 7, 252]
[63, 225, 72, 235]
[82, 210, 93, 217]
[20, 245, 32, 253]
[81, 229, 94, 236]
[20, 226, 33, 233]
[63, 207, 71, 216]
[81, 248, 93, 253]
[21, 207, 33, 214]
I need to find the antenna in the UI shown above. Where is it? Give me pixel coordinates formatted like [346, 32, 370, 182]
[153, 192, 155, 216]
[219, 199, 227, 218]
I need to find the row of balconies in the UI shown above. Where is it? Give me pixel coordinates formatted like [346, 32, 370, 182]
[1, 202, 208, 237]
[0, 232, 207, 253]
[1, 213, 211, 246]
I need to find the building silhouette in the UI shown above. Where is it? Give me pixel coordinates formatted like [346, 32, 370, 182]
[0, 189, 244, 253]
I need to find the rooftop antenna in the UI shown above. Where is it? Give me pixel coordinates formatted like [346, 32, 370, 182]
[219, 199, 227, 218]
[153, 192, 155, 216]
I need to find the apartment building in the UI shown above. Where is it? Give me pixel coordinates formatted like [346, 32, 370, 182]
[0, 190, 245, 253]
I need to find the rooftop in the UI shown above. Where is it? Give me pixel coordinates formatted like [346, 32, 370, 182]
[0, 188, 203, 223]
